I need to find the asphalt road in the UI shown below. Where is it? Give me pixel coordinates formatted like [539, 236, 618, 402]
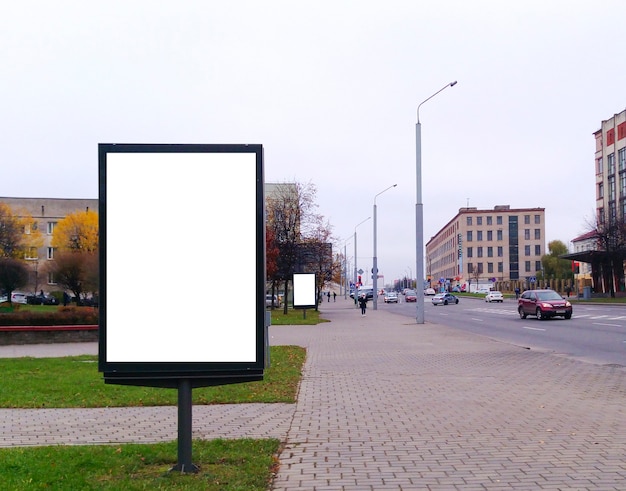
[376, 294, 626, 366]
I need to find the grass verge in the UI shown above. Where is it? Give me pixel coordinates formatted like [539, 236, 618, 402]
[0, 438, 281, 490]
[0, 346, 305, 408]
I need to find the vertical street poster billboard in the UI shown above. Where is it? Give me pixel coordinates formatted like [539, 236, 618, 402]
[98, 143, 265, 387]
[293, 272, 317, 309]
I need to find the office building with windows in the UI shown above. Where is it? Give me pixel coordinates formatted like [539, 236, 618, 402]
[0, 196, 97, 291]
[425, 205, 545, 290]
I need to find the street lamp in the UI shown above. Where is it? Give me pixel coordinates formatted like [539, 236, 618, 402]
[415, 80, 457, 324]
[353, 216, 371, 303]
[373, 184, 397, 310]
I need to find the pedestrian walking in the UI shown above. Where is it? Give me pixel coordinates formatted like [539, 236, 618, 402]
[333, 291, 336, 302]
[358, 294, 368, 316]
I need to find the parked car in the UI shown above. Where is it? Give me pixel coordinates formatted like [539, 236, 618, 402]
[424, 288, 436, 296]
[27, 293, 60, 305]
[485, 291, 504, 303]
[405, 290, 417, 302]
[518, 289, 572, 320]
[432, 293, 459, 306]
[10, 292, 28, 304]
[384, 291, 398, 303]
[266, 294, 281, 307]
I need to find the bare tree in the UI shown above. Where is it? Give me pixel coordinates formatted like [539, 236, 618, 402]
[585, 210, 626, 297]
[266, 181, 319, 313]
[0, 258, 29, 304]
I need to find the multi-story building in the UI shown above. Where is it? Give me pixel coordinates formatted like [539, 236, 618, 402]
[0, 197, 97, 291]
[425, 205, 545, 291]
[594, 109, 626, 225]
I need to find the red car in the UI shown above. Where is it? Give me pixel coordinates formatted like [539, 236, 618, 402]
[405, 290, 417, 302]
[518, 289, 572, 320]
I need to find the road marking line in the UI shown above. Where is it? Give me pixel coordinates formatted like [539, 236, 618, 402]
[522, 326, 546, 331]
[593, 323, 622, 327]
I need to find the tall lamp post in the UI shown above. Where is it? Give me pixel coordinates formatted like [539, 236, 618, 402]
[353, 217, 371, 303]
[373, 184, 397, 310]
[416, 80, 457, 324]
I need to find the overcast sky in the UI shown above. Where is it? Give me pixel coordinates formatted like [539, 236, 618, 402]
[3, 1, 625, 285]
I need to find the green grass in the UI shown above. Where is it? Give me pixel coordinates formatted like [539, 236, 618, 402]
[0, 438, 281, 490]
[0, 346, 305, 408]
[267, 306, 330, 325]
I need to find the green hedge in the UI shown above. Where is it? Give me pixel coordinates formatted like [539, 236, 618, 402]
[0, 307, 98, 326]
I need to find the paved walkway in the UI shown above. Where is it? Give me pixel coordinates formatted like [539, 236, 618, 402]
[1, 298, 625, 490]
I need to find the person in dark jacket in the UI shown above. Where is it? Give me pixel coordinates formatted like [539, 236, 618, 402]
[358, 294, 368, 316]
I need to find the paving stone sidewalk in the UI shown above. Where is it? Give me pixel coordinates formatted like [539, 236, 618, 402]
[269, 298, 626, 490]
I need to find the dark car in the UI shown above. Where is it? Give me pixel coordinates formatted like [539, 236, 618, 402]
[518, 289, 572, 320]
[26, 293, 59, 305]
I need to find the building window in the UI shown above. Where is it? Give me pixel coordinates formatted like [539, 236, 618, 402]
[534, 229, 541, 240]
[487, 230, 493, 241]
[496, 216, 502, 225]
[498, 261, 503, 273]
[535, 261, 542, 271]
[525, 245, 531, 256]
[47, 247, 54, 260]
[609, 175, 616, 201]
[477, 247, 483, 257]
[467, 216, 472, 226]
[477, 217, 482, 225]
[535, 245, 541, 255]
[467, 247, 473, 258]
[487, 216, 492, 225]
[467, 231, 473, 242]
[47, 272, 56, 284]
[477, 263, 483, 274]
[524, 229, 530, 240]
[25, 247, 38, 260]
[598, 182, 604, 199]
[597, 157, 603, 174]
[607, 128, 615, 146]
[534, 215, 540, 224]
[619, 148, 626, 172]
[524, 215, 530, 224]
[47, 222, 56, 235]
[598, 207, 605, 224]
[608, 153, 615, 175]
[497, 230, 503, 241]
[525, 261, 531, 272]
[468, 263, 474, 274]
[487, 262, 493, 273]
[497, 246, 503, 257]
[477, 231, 483, 241]
[620, 173, 626, 197]
[487, 246, 493, 257]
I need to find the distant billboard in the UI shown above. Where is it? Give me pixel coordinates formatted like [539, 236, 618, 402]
[293, 273, 317, 309]
[98, 143, 266, 387]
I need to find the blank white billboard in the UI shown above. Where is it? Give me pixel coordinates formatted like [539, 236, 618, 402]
[99, 144, 265, 373]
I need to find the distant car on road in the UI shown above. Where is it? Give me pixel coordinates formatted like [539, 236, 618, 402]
[384, 292, 398, 303]
[432, 293, 459, 306]
[424, 288, 436, 296]
[485, 291, 504, 303]
[404, 290, 417, 302]
[518, 289, 572, 320]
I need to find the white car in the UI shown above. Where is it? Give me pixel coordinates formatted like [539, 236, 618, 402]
[485, 291, 504, 303]
[424, 288, 436, 296]
[10, 292, 28, 304]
